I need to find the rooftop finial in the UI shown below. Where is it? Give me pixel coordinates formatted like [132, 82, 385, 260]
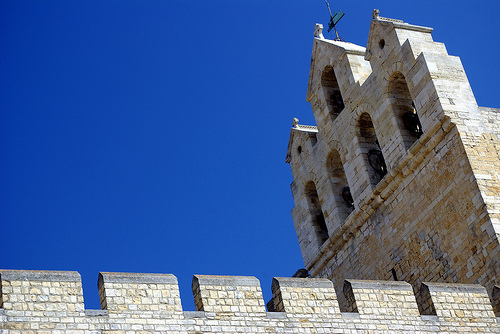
[314, 24, 324, 39]
[292, 118, 299, 128]
[372, 9, 380, 20]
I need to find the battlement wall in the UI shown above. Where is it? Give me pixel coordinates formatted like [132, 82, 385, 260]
[1, 270, 499, 333]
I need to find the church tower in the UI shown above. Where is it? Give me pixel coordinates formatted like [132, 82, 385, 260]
[286, 10, 500, 313]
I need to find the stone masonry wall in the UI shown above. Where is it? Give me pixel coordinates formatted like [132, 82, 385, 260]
[294, 121, 500, 312]
[287, 15, 500, 313]
[1, 270, 499, 333]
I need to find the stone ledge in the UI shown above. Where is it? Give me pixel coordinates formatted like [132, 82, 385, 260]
[267, 312, 286, 319]
[422, 282, 488, 294]
[346, 279, 414, 291]
[341, 312, 360, 319]
[272, 277, 333, 289]
[183, 311, 205, 318]
[0, 270, 81, 282]
[85, 310, 108, 317]
[316, 38, 366, 56]
[479, 106, 500, 114]
[193, 275, 260, 287]
[373, 16, 433, 34]
[98, 272, 178, 285]
[392, 21, 433, 33]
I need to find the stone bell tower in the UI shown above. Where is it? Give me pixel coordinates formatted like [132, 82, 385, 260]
[286, 10, 500, 313]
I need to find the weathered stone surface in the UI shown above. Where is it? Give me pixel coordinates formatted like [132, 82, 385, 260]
[287, 12, 500, 315]
[1, 270, 499, 333]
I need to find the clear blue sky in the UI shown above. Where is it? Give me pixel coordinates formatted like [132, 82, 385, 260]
[1, 1, 499, 310]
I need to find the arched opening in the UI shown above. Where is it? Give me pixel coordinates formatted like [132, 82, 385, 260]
[358, 112, 387, 186]
[321, 65, 345, 121]
[388, 72, 423, 150]
[305, 181, 328, 246]
[327, 149, 354, 222]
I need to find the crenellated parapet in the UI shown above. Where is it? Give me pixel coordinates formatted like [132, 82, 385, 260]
[1, 270, 499, 333]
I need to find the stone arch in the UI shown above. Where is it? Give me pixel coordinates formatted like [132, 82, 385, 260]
[350, 102, 379, 143]
[321, 65, 345, 121]
[326, 139, 347, 161]
[387, 71, 423, 150]
[314, 54, 337, 86]
[304, 172, 319, 186]
[380, 61, 410, 83]
[350, 102, 377, 128]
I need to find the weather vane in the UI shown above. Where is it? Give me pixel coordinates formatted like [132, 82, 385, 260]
[324, 0, 345, 41]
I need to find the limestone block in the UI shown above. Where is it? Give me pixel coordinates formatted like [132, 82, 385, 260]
[271, 277, 341, 317]
[191, 275, 266, 315]
[344, 279, 420, 318]
[98, 272, 182, 314]
[0, 270, 84, 315]
[422, 282, 497, 322]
